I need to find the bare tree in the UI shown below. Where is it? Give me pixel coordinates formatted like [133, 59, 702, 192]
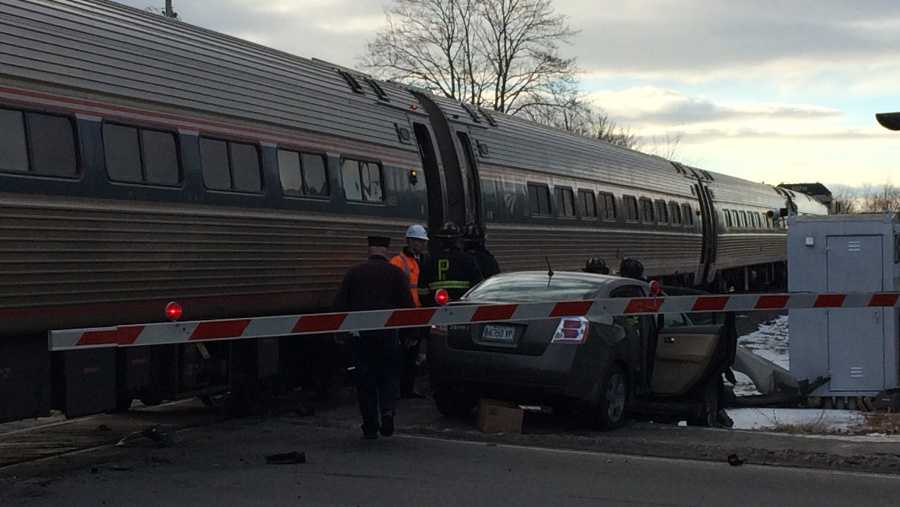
[592, 112, 638, 149]
[859, 184, 900, 213]
[830, 193, 856, 214]
[364, 0, 576, 115]
[512, 77, 638, 148]
[639, 132, 683, 161]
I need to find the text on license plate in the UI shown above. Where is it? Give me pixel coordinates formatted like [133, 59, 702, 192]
[481, 325, 516, 342]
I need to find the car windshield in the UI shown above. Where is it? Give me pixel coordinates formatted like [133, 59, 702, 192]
[463, 272, 612, 303]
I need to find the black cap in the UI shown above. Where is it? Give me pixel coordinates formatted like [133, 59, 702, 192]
[367, 236, 391, 248]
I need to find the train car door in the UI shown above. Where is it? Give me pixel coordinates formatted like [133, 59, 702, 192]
[691, 179, 718, 285]
[455, 130, 482, 226]
[410, 91, 477, 229]
[411, 122, 446, 232]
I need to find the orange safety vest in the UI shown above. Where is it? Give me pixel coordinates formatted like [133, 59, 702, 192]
[390, 251, 421, 307]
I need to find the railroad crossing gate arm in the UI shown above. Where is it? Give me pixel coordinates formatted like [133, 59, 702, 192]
[48, 292, 900, 351]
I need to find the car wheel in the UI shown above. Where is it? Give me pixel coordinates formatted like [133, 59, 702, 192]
[433, 387, 476, 419]
[688, 378, 720, 427]
[593, 365, 628, 430]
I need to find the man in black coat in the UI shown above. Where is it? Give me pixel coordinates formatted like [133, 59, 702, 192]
[464, 222, 501, 279]
[334, 235, 415, 439]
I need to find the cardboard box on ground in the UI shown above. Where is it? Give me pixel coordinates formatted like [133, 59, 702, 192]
[478, 399, 524, 434]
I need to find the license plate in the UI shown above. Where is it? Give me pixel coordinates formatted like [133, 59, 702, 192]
[481, 325, 516, 343]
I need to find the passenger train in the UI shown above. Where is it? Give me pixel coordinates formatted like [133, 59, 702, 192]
[0, 0, 827, 421]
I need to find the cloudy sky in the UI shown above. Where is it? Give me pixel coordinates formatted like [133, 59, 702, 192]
[118, 0, 900, 187]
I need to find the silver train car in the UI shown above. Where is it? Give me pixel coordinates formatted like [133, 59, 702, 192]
[0, 0, 827, 421]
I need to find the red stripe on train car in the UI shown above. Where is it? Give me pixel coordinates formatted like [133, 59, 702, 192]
[754, 295, 790, 310]
[814, 294, 846, 308]
[550, 301, 593, 317]
[293, 313, 348, 333]
[190, 320, 251, 341]
[869, 293, 900, 307]
[471, 305, 518, 322]
[692, 296, 730, 312]
[77, 326, 144, 346]
[385, 308, 437, 327]
[624, 298, 665, 314]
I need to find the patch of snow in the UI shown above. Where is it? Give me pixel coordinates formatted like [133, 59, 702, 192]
[727, 408, 864, 432]
[730, 315, 789, 396]
[739, 315, 789, 370]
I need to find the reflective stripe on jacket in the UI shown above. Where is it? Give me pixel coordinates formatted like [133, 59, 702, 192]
[390, 251, 421, 307]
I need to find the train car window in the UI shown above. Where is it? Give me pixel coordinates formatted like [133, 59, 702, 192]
[682, 203, 694, 226]
[623, 195, 639, 221]
[0, 109, 29, 173]
[26, 112, 77, 177]
[724, 210, 733, 228]
[200, 138, 232, 190]
[278, 150, 330, 197]
[105, 124, 179, 185]
[302, 153, 329, 196]
[341, 159, 363, 201]
[361, 161, 384, 202]
[141, 130, 179, 185]
[103, 124, 142, 183]
[640, 197, 655, 223]
[655, 199, 669, 223]
[229, 143, 262, 192]
[556, 187, 576, 217]
[277, 149, 303, 195]
[739, 210, 748, 228]
[528, 183, 552, 216]
[342, 158, 383, 202]
[669, 202, 681, 225]
[600, 192, 618, 220]
[578, 189, 597, 218]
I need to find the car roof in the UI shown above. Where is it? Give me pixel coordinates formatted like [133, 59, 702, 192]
[483, 271, 648, 296]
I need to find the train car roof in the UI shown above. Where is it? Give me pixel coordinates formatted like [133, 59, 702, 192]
[0, 0, 423, 152]
[426, 94, 697, 198]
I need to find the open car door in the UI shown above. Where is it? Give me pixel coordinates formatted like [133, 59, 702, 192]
[651, 313, 737, 397]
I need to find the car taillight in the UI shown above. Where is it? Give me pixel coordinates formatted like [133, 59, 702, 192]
[551, 317, 588, 344]
[435, 289, 450, 306]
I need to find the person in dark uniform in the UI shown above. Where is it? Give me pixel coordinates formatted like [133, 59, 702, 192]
[583, 257, 610, 275]
[619, 258, 647, 281]
[419, 222, 484, 306]
[333, 235, 415, 439]
[464, 223, 501, 279]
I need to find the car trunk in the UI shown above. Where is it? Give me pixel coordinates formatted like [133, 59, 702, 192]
[447, 320, 561, 356]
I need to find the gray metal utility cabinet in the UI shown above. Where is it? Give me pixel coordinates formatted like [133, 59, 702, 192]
[788, 214, 900, 400]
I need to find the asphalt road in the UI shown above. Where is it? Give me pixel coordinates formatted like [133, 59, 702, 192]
[4, 419, 900, 507]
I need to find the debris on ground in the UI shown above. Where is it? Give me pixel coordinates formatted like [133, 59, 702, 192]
[727, 454, 745, 467]
[861, 413, 900, 435]
[115, 426, 174, 448]
[265, 451, 307, 465]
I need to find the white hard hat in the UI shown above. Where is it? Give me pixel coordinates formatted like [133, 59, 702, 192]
[405, 224, 429, 241]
